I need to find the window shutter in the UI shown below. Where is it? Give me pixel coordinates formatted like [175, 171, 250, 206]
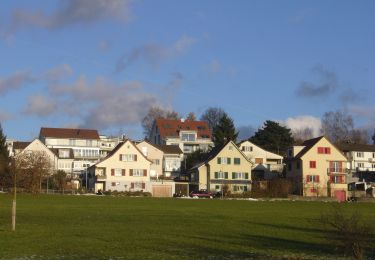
[306, 175, 310, 182]
[225, 172, 228, 179]
[232, 172, 235, 179]
[131, 182, 134, 189]
[227, 158, 231, 164]
[134, 154, 137, 161]
[119, 154, 122, 161]
[142, 183, 145, 189]
[112, 182, 116, 186]
[326, 147, 331, 154]
[143, 169, 147, 176]
[111, 169, 115, 176]
[129, 169, 133, 176]
[217, 157, 221, 164]
[245, 173, 249, 179]
[214, 172, 218, 179]
[339, 161, 343, 172]
[122, 169, 126, 176]
[316, 175, 320, 183]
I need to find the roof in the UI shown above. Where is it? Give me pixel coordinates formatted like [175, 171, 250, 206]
[40, 127, 100, 140]
[13, 141, 31, 150]
[155, 118, 212, 139]
[294, 136, 325, 159]
[338, 143, 375, 153]
[155, 145, 183, 154]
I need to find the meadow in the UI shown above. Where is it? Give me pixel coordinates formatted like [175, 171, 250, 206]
[0, 194, 374, 259]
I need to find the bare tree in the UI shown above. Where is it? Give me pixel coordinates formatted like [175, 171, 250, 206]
[319, 204, 374, 260]
[141, 106, 181, 138]
[186, 112, 196, 121]
[200, 107, 226, 131]
[15, 151, 54, 193]
[292, 127, 314, 144]
[321, 110, 354, 144]
[350, 129, 369, 144]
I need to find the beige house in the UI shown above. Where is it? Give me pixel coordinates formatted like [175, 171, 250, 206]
[286, 136, 348, 200]
[189, 141, 252, 194]
[136, 140, 164, 180]
[238, 140, 283, 180]
[88, 140, 152, 193]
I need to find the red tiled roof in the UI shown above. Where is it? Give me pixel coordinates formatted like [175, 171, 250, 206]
[13, 141, 31, 150]
[40, 127, 100, 140]
[155, 118, 212, 139]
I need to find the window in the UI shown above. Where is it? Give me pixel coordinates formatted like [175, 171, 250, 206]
[306, 175, 320, 183]
[59, 150, 70, 158]
[234, 158, 241, 165]
[69, 139, 76, 146]
[331, 175, 345, 184]
[215, 185, 220, 191]
[152, 159, 160, 165]
[357, 163, 364, 168]
[181, 133, 195, 141]
[232, 172, 248, 179]
[115, 169, 122, 177]
[372, 164, 375, 169]
[357, 152, 364, 158]
[228, 145, 233, 150]
[373, 153, 375, 158]
[233, 185, 248, 192]
[111, 182, 120, 187]
[132, 182, 144, 190]
[242, 146, 253, 152]
[131, 169, 145, 177]
[120, 154, 137, 162]
[214, 172, 228, 179]
[318, 147, 330, 154]
[309, 161, 316, 168]
[217, 157, 231, 164]
[141, 147, 148, 156]
[86, 140, 93, 146]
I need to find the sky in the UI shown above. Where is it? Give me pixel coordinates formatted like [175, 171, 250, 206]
[1, 0, 374, 141]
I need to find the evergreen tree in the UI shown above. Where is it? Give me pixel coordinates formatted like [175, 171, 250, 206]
[0, 123, 11, 188]
[250, 120, 294, 155]
[372, 130, 375, 145]
[213, 113, 238, 147]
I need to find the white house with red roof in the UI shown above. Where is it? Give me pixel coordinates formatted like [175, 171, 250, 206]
[149, 118, 214, 154]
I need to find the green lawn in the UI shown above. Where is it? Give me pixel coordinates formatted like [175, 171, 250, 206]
[0, 194, 374, 259]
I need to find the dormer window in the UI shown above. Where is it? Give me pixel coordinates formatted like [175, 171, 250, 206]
[181, 133, 195, 141]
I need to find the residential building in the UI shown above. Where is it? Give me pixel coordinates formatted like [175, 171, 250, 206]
[12, 141, 31, 156]
[88, 139, 152, 193]
[338, 143, 375, 183]
[149, 118, 213, 154]
[136, 140, 164, 180]
[188, 140, 252, 194]
[286, 136, 348, 200]
[39, 127, 101, 177]
[99, 135, 122, 158]
[237, 140, 283, 180]
[156, 144, 183, 178]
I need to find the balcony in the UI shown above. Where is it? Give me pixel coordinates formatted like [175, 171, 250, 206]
[327, 168, 347, 175]
[96, 175, 106, 180]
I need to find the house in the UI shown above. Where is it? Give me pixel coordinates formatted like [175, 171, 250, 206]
[49, 148, 75, 175]
[88, 139, 152, 193]
[188, 140, 252, 194]
[149, 118, 213, 154]
[12, 141, 31, 156]
[15, 139, 58, 170]
[99, 135, 122, 158]
[285, 136, 348, 200]
[39, 127, 101, 177]
[338, 143, 375, 183]
[156, 144, 183, 178]
[136, 140, 164, 180]
[237, 140, 283, 180]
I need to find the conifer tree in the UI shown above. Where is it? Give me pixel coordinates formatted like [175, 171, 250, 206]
[0, 123, 11, 188]
[213, 113, 238, 147]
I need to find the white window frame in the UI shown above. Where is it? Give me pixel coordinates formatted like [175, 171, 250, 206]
[133, 169, 143, 177]
[121, 154, 135, 162]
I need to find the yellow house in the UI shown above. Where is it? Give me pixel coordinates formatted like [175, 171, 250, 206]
[189, 141, 252, 194]
[88, 140, 152, 193]
[286, 136, 348, 200]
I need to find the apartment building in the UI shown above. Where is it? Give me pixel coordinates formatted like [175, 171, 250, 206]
[39, 127, 101, 177]
[149, 118, 213, 154]
[338, 143, 375, 182]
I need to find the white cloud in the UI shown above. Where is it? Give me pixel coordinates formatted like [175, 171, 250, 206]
[44, 64, 73, 82]
[282, 115, 322, 138]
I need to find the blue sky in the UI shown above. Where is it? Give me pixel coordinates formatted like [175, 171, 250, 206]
[1, 0, 374, 141]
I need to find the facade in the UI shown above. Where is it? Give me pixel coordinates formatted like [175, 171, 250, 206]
[338, 143, 375, 183]
[189, 141, 252, 194]
[286, 136, 348, 200]
[99, 135, 122, 158]
[12, 141, 31, 156]
[156, 144, 183, 178]
[237, 140, 283, 180]
[88, 140, 152, 193]
[39, 127, 101, 177]
[136, 140, 164, 180]
[149, 118, 213, 154]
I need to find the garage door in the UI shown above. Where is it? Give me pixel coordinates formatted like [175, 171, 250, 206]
[152, 185, 172, 197]
[334, 190, 346, 202]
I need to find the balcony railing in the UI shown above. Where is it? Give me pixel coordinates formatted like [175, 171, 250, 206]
[96, 175, 106, 180]
[327, 168, 347, 175]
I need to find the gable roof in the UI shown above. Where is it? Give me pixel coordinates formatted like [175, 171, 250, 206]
[294, 136, 325, 159]
[154, 118, 212, 139]
[237, 140, 283, 159]
[155, 145, 183, 154]
[189, 140, 251, 171]
[338, 143, 375, 153]
[40, 127, 100, 140]
[13, 141, 31, 150]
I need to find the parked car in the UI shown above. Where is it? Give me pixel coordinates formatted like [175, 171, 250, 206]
[189, 189, 214, 198]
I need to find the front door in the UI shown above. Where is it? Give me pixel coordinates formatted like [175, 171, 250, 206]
[95, 182, 104, 193]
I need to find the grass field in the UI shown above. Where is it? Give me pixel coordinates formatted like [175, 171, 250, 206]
[0, 194, 374, 259]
